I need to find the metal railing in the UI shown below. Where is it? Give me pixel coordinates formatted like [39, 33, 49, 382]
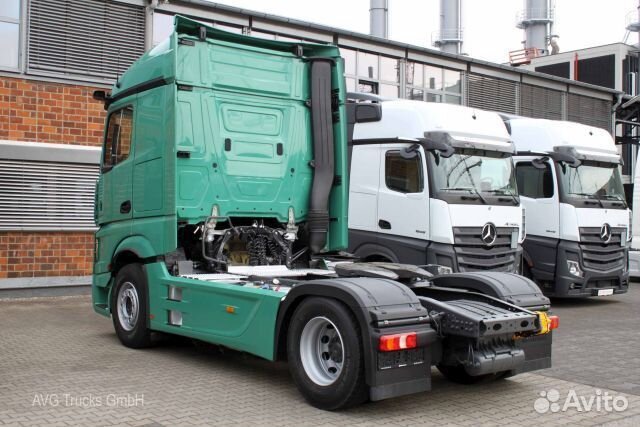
[508, 47, 542, 65]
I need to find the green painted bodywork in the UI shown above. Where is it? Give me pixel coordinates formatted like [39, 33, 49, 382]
[146, 262, 284, 360]
[92, 16, 349, 359]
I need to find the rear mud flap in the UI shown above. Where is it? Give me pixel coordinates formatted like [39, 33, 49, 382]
[511, 332, 553, 375]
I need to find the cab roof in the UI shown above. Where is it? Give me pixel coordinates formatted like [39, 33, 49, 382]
[110, 15, 340, 100]
[353, 100, 512, 152]
[507, 118, 619, 163]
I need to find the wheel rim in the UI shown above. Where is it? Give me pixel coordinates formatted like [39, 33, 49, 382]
[299, 316, 344, 386]
[117, 282, 139, 332]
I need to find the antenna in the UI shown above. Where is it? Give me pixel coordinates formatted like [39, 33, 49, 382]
[115, 49, 122, 88]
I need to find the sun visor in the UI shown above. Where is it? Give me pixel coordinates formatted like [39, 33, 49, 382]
[553, 145, 621, 165]
[424, 131, 514, 154]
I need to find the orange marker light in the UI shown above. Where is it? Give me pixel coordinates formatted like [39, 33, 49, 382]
[225, 306, 235, 314]
[548, 315, 559, 330]
[379, 332, 418, 352]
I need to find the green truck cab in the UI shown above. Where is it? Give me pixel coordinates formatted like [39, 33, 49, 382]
[92, 16, 557, 410]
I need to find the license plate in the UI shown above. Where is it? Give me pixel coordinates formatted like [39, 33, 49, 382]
[598, 289, 614, 296]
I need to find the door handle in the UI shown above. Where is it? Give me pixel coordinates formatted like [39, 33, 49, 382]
[120, 200, 131, 214]
[378, 219, 392, 230]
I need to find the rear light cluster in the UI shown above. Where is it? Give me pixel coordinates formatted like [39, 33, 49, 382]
[536, 312, 559, 334]
[379, 332, 417, 352]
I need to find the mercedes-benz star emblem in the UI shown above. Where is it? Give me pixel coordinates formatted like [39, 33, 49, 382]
[600, 223, 612, 243]
[481, 223, 497, 246]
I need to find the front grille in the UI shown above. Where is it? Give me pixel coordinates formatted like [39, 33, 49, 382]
[452, 227, 518, 272]
[578, 227, 626, 272]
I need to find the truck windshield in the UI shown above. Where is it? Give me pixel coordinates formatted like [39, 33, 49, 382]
[558, 162, 626, 207]
[428, 149, 518, 205]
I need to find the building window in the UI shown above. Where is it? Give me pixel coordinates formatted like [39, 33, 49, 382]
[406, 61, 462, 105]
[341, 48, 400, 99]
[0, 0, 20, 70]
[385, 151, 423, 193]
[0, 141, 100, 231]
[28, 0, 145, 80]
[103, 107, 134, 172]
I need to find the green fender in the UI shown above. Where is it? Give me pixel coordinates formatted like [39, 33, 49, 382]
[113, 235, 159, 261]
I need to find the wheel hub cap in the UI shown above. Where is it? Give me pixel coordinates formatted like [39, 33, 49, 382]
[117, 282, 139, 332]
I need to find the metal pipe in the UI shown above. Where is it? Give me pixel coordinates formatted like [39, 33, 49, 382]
[369, 0, 388, 38]
[437, 0, 463, 55]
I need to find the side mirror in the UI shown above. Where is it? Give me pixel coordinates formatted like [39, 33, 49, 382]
[346, 102, 382, 144]
[353, 103, 382, 124]
[419, 132, 455, 158]
[93, 90, 109, 102]
[400, 144, 420, 159]
[531, 156, 549, 169]
[552, 146, 582, 168]
[553, 152, 581, 168]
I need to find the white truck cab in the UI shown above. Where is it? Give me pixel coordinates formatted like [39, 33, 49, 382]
[507, 117, 630, 297]
[348, 100, 524, 273]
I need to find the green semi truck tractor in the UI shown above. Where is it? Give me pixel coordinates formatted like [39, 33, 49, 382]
[92, 16, 557, 410]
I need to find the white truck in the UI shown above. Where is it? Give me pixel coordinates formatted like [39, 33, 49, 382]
[348, 99, 525, 274]
[506, 117, 631, 297]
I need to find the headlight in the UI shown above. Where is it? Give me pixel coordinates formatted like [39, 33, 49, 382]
[567, 260, 583, 277]
[424, 264, 453, 275]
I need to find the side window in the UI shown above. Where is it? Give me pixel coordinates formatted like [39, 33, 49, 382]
[516, 162, 554, 198]
[385, 151, 423, 193]
[103, 107, 133, 171]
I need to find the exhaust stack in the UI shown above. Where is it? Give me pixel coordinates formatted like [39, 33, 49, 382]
[369, 0, 388, 38]
[516, 0, 556, 56]
[433, 0, 464, 55]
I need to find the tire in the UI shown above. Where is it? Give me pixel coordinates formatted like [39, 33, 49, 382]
[287, 297, 368, 410]
[111, 263, 152, 349]
[437, 364, 507, 385]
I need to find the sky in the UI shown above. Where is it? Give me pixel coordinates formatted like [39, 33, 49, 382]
[210, 0, 640, 64]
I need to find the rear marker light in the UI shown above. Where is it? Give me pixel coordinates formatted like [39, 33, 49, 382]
[379, 332, 417, 352]
[549, 315, 559, 331]
[536, 312, 559, 334]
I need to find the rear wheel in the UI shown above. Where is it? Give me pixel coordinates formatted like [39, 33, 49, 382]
[112, 263, 152, 349]
[287, 297, 368, 410]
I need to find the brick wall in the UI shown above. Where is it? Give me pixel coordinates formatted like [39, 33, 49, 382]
[0, 76, 104, 281]
[0, 232, 95, 279]
[0, 76, 106, 146]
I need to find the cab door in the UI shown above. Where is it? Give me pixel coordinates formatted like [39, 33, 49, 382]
[515, 159, 560, 277]
[348, 145, 380, 232]
[376, 146, 429, 245]
[97, 106, 135, 226]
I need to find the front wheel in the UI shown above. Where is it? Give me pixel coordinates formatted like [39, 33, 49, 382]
[111, 263, 152, 349]
[287, 297, 368, 410]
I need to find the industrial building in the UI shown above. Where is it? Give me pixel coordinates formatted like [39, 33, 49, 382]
[0, 0, 621, 289]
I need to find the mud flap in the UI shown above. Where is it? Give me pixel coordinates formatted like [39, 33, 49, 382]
[510, 332, 553, 375]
